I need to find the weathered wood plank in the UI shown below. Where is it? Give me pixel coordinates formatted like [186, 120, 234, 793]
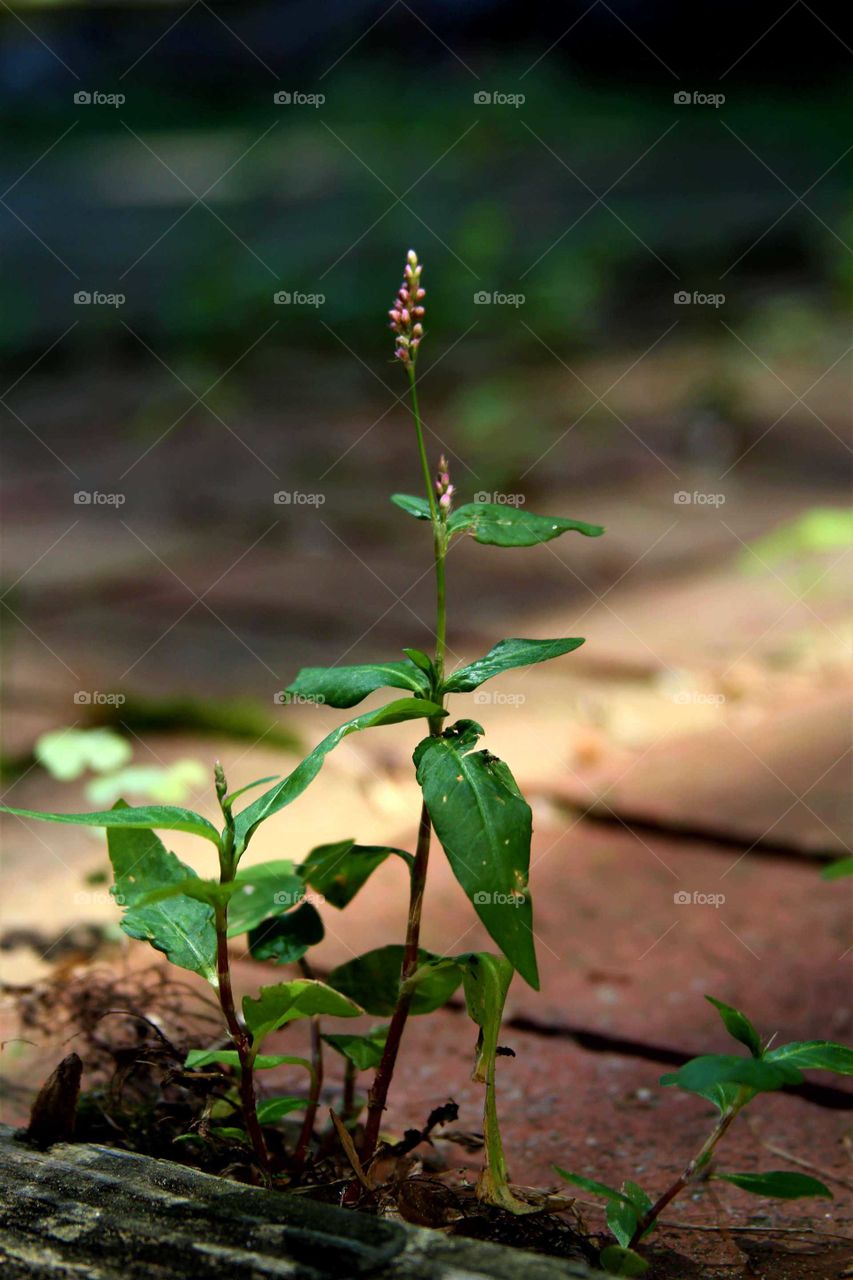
[0, 1128, 599, 1280]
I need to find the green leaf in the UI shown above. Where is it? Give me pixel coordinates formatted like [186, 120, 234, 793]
[299, 839, 412, 909]
[1, 800, 221, 846]
[184, 1049, 312, 1072]
[403, 648, 435, 678]
[256, 1096, 307, 1124]
[107, 811, 217, 983]
[233, 698, 444, 854]
[247, 903, 325, 965]
[226, 860, 304, 935]
[599, 1245, 649, 1276]
[391, 493, 432, 520]
[443, 637, 585, 693]
[660, 1054, 802, 1104]
[448, 503, 604, 547]
[321, 1026, 390, 1071]
[705, 996, 763, 1058]
[607, 1182, 653, 1245]
[224, 775, 279, 806]
[822, 857, 853, 880]
[414, 720, 538, 989]
[36, 727, 132, 781]
[328, 946, 462, 1016]
[716, 1171, 833, 1199]
[765, 1040, 853, 1075]
[285, 659, 430, 709]
[553, 1169, 632, 1204]
[606, 1199, 640, 1249]
[243, 979, 362, 1046]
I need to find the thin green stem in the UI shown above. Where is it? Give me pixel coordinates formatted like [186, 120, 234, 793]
[628, 1089, 749, 1248]
[359, 361, 448, 1163]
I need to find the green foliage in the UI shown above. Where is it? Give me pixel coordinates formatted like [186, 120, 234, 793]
[328, 946, 462, 1016]
[322, 1026, 390, 1071]
[705, 996, 762, 1057]
[299, 839, 412, 909]
[107, 811, 217, 983]
[0, 799, 221, 845]
[764, 1040, 853, 1074]
[285, 659, 431, 708]
[448, 503, 605, 547]
[232, 698, 444, 854]
[184, 1049, 312, 1072]
[256, 1096, 307, 1124]
[414, 721, 538, 988]
[87, 760, 207, 806]
[660, 1053, 802, 1104]
[715, 1171, 832, 1199]
[242, 980, 362, 1047]
[247, 903, 325, 965]
[442, 637, 585, 693]
[823, 857, 853, 880]
[599, 1246, 649, 1276]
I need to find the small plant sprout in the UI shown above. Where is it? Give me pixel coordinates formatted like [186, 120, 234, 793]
[1, 247, 604, 1196]
[557, 995, 853, 1275]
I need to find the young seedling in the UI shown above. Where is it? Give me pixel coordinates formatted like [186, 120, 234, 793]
[557, 995, 853, 1275]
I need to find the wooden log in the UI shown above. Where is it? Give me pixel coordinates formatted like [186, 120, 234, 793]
[0, 1127, 599, 1279]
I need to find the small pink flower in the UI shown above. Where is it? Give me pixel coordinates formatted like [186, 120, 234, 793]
[388, 249, 425, 365]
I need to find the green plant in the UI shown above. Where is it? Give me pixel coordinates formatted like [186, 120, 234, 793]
[1, 249, 603, 1195]
[557, 995, 853, 1275]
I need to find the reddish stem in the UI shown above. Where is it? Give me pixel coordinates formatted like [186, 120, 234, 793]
[215, 907, 270, 1174]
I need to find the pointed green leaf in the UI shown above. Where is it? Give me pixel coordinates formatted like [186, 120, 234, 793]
[1, 800, 221, 845]
[247, 903, 325, 965]
[448, 503, 604, 547]
[414, 720, 538, 988]
[328, 946, 462, 1016]
[285, 659, 430, 709]
[233, 698, 444, 853]
[599, 1245, 649, 1276]
[553, 1169, 632, 1204]
[225, 775, 279, 806]
[256, 1096, 307, 1124]
[300, 839, 413, 909]
[107, 812, 217, 983]
[243, 979, 362, 1046]
[660, 1054, 802, 1103]
[443, 637, 585, 693]
[403, 647, 435, 678]
[226, 860, 304, 935]
[606, 1199, 640, 1248]
[716, 1171, 832, 1199]
[391, 493, 432, 520]
[184, 1049, 312, 1072]
[321, 1026, 390, 1071]
[765, 1040, 853, 1075]
[705, 996, 763, 1058]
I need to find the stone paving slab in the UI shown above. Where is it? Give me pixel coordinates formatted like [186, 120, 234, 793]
[553, 690, 852, 856]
